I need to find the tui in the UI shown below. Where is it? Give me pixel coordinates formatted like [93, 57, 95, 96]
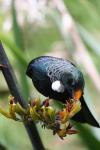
[26, 56, 100, 128]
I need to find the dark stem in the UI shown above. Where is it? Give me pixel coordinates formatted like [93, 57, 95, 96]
[0, 42, 45, 150]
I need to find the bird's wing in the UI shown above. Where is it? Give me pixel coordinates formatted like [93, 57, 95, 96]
[46, 59, 74, 82]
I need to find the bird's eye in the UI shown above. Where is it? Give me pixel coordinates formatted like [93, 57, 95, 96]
[67, 78, 74, 85]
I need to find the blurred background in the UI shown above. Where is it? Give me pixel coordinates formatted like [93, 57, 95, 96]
[0, 0, 100, 150]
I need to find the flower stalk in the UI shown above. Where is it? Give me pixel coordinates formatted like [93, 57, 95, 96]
[0, 42, 45, 150]
[0, 96, 81, 139]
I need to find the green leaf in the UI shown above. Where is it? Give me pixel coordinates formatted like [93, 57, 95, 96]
[75, 123, 100, 150]
[0, 33, 27, 66]
[11, 0, 24, 50]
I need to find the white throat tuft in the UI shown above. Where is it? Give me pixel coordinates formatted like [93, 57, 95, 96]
[51, 80, 64, 93]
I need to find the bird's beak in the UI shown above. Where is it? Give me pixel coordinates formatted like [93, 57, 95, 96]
[73, 89, 82, 100]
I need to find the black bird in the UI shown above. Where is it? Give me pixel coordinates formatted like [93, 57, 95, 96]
[26, 56, 100, 128]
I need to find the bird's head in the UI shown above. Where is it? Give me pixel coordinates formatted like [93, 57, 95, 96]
[61, 71, 85, 100]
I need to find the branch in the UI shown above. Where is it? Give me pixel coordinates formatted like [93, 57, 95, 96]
[0, 42, 45, 150]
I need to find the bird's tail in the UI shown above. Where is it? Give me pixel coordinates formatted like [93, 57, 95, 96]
[72, 96, 100, 128]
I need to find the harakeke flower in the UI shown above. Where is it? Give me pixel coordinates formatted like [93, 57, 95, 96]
[0, 96, 81, 139]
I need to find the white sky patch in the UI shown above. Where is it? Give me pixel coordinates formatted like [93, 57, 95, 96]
[51, 80, 64, 93]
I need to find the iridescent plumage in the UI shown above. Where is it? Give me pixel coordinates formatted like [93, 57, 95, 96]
[26, 56, 100, 128]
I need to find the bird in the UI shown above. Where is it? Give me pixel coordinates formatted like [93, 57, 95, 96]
[26, 56, 100, 128]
